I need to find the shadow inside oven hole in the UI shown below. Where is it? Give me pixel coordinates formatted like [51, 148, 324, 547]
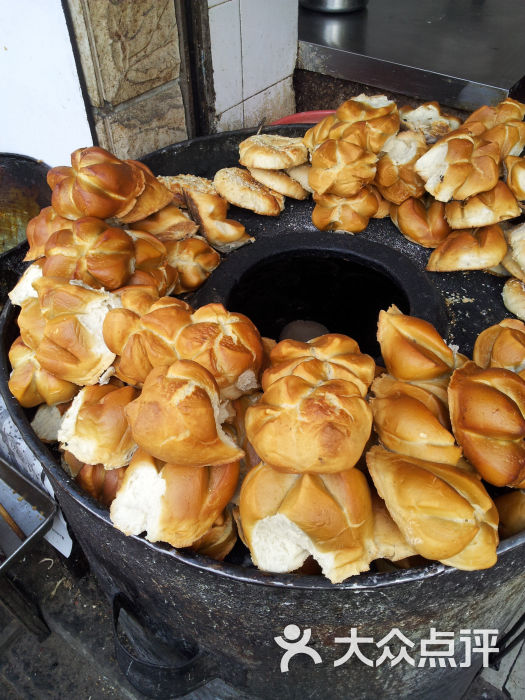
[224, 250, 410, 362]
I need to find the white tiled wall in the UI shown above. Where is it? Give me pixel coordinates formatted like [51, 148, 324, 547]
[208, 0, 298, 129]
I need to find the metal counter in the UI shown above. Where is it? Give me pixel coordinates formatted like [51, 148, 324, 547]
[298, 0, 525, 111]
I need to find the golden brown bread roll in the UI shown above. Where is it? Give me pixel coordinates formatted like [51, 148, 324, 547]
[75, 462, 127, 506]
[426, 224, 508, 272]
[482, 121, 525, 160]
[129, 202, 199, 239]
[32, 277, 121, 386]
[390, 196, 451, 248]
[239, 461, 374, 583]
[102, 297, 193, 385]
[24, 207, 73, 261]
[464, 97, 525, 130]
[58, 384, 139, 469]
[335, 93, 398, 124]
[110, 448, 239, 548]
[377, 305, 456, 381]
[303, 113, 340, 153]
[448, 361, 525, 487]
[473, 318, 525, 378]
[399, 102, 461, 144]
[8, 336, 79, 408]
[263, 334, 375, 396]
[213, 167, 285, 216]
[374, 131, 428, 204]
[176, 303, 263, 399]
[238, 134, 308, 170]
[371, 372, 450, 427]
[414, 127, 500, 202]
[124, 360, 245, 467]
[104, 300, 263, 397]
[505, 155, 525, 201]
[502, 277, 525, 321]
[369, 186, 391, 218]
[494, 490, 525, 538]
[245, 374, 372, 474]
[16, 297, 46, 352]
[370, 393, 462, 465]
[366, 446, 499, 570]
[163, 236, 221, 294]
[329, 113, 401, 154]
[312, 188, 379, 233]
[42, 217, 135, 290]
[309, 140, 377, 198]
[48, 146, 146, 221]
[370, 492, 416, 562]
[190, 508, 238, 561]
[444, 181, 521, 229]
[117, 160, 174, 223]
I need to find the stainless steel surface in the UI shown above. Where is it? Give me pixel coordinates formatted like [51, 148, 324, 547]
[298, 0, 525, 110]
[299, 0, 368, 13]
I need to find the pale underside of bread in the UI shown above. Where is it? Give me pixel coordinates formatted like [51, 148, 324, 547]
[30, 404, 64, 443]
[110, 459, 166, 537]
[250, 513, 371, 584]
[8, 262, 43, 307]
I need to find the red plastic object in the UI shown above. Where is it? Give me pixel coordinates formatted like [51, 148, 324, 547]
[269, 110, 336, 125]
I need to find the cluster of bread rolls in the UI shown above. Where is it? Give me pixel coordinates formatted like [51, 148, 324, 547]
[303, 95, 525, 320]
[6, 113, 525, 579]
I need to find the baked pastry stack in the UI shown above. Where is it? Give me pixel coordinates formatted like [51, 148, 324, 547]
[238, 333, 384, 583]
[103, 297, 263, 398]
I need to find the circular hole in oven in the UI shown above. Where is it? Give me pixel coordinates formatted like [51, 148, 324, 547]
[225, 250, 410, 360]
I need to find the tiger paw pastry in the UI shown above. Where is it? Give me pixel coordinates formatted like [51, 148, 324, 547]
[124, 360, 245, 467]
[494, 490, 525, 538]
[377, 305, 457, 381]
[335, 94, 398, 124]
[464, 97, 525, 130]
[239, 462, 374, 583]
[75, 463, 127, 507]
[47, 146, 171, 222]
[8, 336, 79, 408]
[190, 508, 238, 561]
[366, 446, 499, 570]
[390, 196, 451, 248]
[414, 127, 501, 202]
[110, 448, 239, 548]
[473, 318, 525, 378]
[309, 140, 377, 198]
[444, 181, 521, 229]
[129, 202, 199, 239]
[426, 224, 507, 272]
[163, 236, 220, 294]
[375, 131, 428, 204]
[24, 207, 73, 261]
[448, 361, 525, 487]
[399, 101, 461, 144]
[370, 393, 462, 465]
[32, 277, 121, 386]
[42, 217, 135, 290]
[245, 374, 372, 474]
[312, 187, 379, 233]
[505, 155, 525, 202]
[58, 383, 139, 469]
[262, 334, 375, 396]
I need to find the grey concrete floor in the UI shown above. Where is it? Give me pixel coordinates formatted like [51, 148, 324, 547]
[0, 535, 523, 700]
